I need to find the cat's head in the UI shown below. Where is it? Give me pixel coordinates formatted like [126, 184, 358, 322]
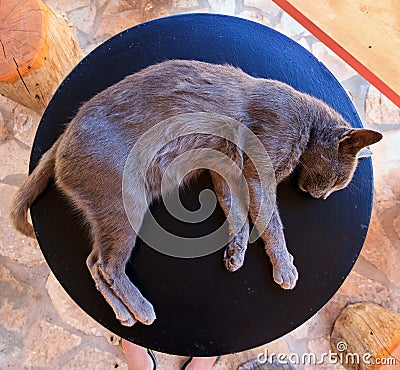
[298, 128, 382, 199]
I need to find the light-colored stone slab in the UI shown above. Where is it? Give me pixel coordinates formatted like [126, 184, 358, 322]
[208, 0, 236, 14]
[239, 356, 295, 369]
[361, 213, 400, 288]
[394, 215, 400, 240]
[103, 0, 135, 14]
[12, 105, 40, 147]
[365, 85, 400, 125]
[151, 351, 184, 369]
[227, 338, 292, 369]
[371, 130, 400, 209]
[23, 320, 81, 367]
[0, 299, 29, 333]
[0, 95, 18, 115]
[297, 37, 310, 52]
[238, 9, 274, 26]
[0, 184, 45, 267]
[0, 324, 23, 363]
[45, 0, 91, 13]
[306, 338, 345, 370]
[265, 337, 291, 356]
[290, 319, 310, 340]
[173, 0, 199, 8]
[0, 111, 7, 142]
[69, 5, 97, 35]
[372, 127, 400, 168]
[0, 139, 30, 181]
[311, 42, 357, 83]
[0, 265, 30, 333]
[243, 0, 282, 18]
[275, 12, 309, 39]
[374, 168, 400, 210]
[46, 272, 111, 337]
[340, 271, 400, 312]
[305, 296, 346, 342]
[94, 10, 142, 42]
[61, 346, 127, 370]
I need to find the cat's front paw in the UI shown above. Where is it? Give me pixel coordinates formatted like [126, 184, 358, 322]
[273, 257, 298, 290]
[224, 241, 247, 272]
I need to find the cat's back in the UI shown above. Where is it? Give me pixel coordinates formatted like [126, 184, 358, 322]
[56, 60, 255, 174]
[61, 60, 254, 151]
[123, 59, 253, 93]
[101, 59, 255, 123]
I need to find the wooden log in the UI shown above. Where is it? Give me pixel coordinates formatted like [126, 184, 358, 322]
[0, 0, 83, 114]
[331, 302, 400, 370]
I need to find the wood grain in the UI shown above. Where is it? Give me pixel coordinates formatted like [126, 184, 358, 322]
[0, 0, 48, 81]
[273, 0, 400, 107]
[331, 302, 400, 370]
[0, 0, 83, 113]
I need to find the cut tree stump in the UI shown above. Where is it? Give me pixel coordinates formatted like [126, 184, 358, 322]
[0, 0, 83, 114]
[331, 302, 400, 370]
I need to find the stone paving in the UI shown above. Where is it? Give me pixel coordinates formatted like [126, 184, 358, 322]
[1, 0, 399, 369]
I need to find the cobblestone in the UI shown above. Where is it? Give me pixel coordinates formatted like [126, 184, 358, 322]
[365, 85, 400, 125]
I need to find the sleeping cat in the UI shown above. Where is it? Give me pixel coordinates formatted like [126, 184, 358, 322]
[10, 60, 382, 327]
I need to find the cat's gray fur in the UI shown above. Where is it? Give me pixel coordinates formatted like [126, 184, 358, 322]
[10, 60, 382, 326]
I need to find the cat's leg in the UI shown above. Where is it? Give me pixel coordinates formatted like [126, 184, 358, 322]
[86, 249, 137, 326]
[90, 203, 156, 326]
[247, 179, 298, 289]
[59, 190, 151, 326]
[71, 181, 156, 326]
[210, 170, 250, 272]
[56, 140, 156, 326]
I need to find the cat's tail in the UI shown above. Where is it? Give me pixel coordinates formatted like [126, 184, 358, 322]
[10, 136, 62, 238]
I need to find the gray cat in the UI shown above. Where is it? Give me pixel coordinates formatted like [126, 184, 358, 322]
[10, 60, 382, 327]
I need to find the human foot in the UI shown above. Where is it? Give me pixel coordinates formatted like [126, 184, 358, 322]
[121, 339, 155, 370]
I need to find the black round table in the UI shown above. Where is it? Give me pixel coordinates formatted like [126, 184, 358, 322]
[30, 14, 374, 356]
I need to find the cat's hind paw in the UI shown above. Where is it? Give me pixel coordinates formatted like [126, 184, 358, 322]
[96, 263, 156, 326]
[273, 259, 298, 290]
[134, 299, 157, 326]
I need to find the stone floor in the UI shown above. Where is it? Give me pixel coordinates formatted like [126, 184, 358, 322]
[1, 0, 399, 369]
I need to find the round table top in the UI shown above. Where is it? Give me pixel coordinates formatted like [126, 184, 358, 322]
[30, 14, 374, 356]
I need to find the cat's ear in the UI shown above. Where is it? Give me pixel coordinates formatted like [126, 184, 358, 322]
[338, 129, 382, 156]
